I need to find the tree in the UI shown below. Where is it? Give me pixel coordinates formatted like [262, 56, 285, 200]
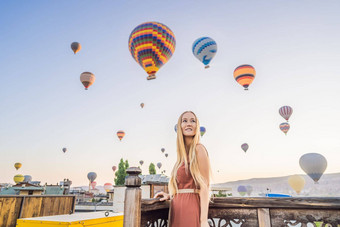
[114, 158, 130, 185]
[149, 163, 156, 175]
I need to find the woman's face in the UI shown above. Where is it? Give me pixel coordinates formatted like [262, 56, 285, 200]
[181, 112, 197, 137]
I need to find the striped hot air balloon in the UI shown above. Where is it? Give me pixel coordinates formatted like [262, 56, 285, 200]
[279, 106, 293, 122]
[279, 122, 290, 135]
[233, 65, 256, 90]
[117, 130, 125, 141]
[128, 22, 176, 80]
[192, 37, 217, 68]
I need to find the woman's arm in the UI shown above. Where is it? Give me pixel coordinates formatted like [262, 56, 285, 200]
[196, 144, 210, 226]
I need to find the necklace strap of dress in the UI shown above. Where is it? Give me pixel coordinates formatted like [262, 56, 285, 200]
[177, 189, 200, 194]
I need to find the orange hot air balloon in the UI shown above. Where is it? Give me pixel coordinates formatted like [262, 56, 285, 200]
[233, 64, 256, 90]
[14, 163, 22, 170]
[140, 103, 144, 108]
[128, 22, 176, 80]
[80, 72, 95, 90]
[117, 130, 125, 141]
[71, 42, 81, 54]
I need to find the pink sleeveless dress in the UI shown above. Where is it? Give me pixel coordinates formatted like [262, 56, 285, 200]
[169, 162, 200, 227]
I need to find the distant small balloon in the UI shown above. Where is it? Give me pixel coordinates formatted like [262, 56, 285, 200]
[299, 153, 327, 183]
[174, 124, 177, 133]
[87, 172, 97, 183]
[288, 175, 305, 194]
[279, 122, 290, 135]
[112, 166, 117, 172]
[117, 130, 125, 141]
[233, 65, 256, 90]
[237, 185, 247, 196]
[161, 148, 165, 153]
[14, 174, 24, 184]
[71, 42, 81, 54]
[157, 162, 162, 169]
[246, 185, 253, 196]
[241, 143, 249, 153]
[24, 175, 32, 182]
[139, 160, 144, 166]
[165, 153, 168, 158]
[62, 148, 67, 153]
[279, 106, 293, 122]
[104, 183, 113, 192]
[14, 163, 22, 170]
[80, 72, 95, 90]
[140, 103, 144, 108]
[91, 181, 97, 189]
[200, 126, 206, 137]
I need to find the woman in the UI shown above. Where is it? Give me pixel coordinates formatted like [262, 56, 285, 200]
[154, 111, 211, 227]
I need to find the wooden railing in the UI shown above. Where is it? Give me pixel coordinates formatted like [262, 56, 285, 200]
[0, 195, 76, 227]
[123, 167, 340, 227]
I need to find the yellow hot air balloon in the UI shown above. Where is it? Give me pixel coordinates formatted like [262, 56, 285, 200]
[14, 163, 22, 170]
[288, 175, 305, 194]
[80, 72, 95, 90]
[14, 174, 24, 184]
[71, 42, 81, 54]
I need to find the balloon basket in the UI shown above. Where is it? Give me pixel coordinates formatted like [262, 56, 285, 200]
[147, 75, 156, 80]
[205, 65, 210, 69]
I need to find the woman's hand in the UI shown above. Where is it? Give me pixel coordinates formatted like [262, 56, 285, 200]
[153, 191, 170, 201]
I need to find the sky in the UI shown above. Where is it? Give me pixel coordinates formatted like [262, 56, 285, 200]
[1, 0, 340, 187]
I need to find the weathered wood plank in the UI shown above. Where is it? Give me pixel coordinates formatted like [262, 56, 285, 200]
[208, 208, 258, 227]
[0, 197, 22, 227]
[20, 196, 43, 218]
[270, 209, 340, 226]
[210, 197, 340, 209]
[257, 208, 271, 227]
[141, 199, 170, 212]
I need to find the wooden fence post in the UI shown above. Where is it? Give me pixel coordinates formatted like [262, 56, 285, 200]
[123, 167, 142, 227]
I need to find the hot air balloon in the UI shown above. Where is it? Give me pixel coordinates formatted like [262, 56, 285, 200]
[279, 106, 293, 122]
[14, 174, 24, 184]
[128, 22, 176, 80]
[288, 175, 305, 194]
[299, 153, 327, 183]
[192, 37, 217, 69]
[157, 162, 162, 169]
[71, 42, 81, 54]
[87, 172, 97, 183]
[165, 153, 168, 158]
[246, 185, 253, 196]
[117, 130, 125, 141]
[161, 148, 165, 153]
[233, 65, 256, 90]
[112, 166, 117, 172]
[279, 122, 290, 135]
[62, 148, 67, 153]
[200, 126, 206, 137]
[241, 143, 249, 153]
[14, 163, 22, 170]
[139, 160, 144, 166]
[140, 103, 144, 108]
[91, 181, 97, 189]
[80, 72, 95, 90]
[174, 124, 177, 133]
[237, 185, 247, 196]
[104, 183, 113, 192]
[24, 175, 32, 182]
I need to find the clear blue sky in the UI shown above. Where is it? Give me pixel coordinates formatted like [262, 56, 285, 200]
[1, 0, 340, 186]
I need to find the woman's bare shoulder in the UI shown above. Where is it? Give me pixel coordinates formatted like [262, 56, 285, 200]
[196, 144, 208, 157]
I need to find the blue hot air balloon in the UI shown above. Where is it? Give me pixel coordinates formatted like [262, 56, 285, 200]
[192, 37, 217, 68]
[200, 126, 206, 137]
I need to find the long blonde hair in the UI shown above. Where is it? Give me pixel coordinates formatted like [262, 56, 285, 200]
[169, 111, 211, 197]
